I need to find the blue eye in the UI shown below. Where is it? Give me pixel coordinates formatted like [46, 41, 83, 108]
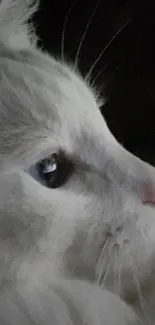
[29, 153, 74, 189]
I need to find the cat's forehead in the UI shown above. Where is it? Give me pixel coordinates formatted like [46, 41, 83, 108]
[0, 50, 110, 166]
[0, 49, 99, 121]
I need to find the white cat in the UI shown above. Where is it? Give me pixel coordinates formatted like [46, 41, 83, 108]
[0, 0, 154, 323]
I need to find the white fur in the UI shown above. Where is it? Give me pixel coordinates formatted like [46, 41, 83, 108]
[0, 0, 154, 323]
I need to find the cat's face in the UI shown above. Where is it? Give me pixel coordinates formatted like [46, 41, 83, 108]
[0, 0, 155, 303]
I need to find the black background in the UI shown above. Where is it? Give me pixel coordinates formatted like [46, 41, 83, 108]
[34, 0, 155, 165]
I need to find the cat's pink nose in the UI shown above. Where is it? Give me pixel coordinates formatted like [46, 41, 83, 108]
[143, 199, 155, 206]
[143, 187, 155, 206]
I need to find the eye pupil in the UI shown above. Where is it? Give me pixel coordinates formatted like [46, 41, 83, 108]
[38, 154, 58, 188]
[41, 155, 57, 174]
[33, 152, 73, 189]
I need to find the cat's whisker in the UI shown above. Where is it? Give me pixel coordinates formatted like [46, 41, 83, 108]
[95, 235, 110, 285]
[101, 246, 113, 288]
[97, 256, 108, 287]
[61, 0, 78, 62]
[113, 247, 117, 293]
[98, 241, 115, 289]
[85, 18, 132, 81]
[90, 61, 112, 88]
[117, 248, 122, 295]
[130, 256, 151, 325]
[74, 0, 101, 70]
[113, 245, 121, 294]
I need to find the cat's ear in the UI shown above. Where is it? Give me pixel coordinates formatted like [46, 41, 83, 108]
[0, 0, 39, 49]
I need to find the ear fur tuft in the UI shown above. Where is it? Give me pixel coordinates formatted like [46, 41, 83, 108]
[0, 0, 39, 49]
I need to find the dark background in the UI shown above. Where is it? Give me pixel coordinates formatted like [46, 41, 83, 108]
[34, 0, 155, 165]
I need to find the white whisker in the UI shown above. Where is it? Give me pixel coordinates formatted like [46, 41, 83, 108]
[86, 18, 132, 81]
[61, 0, 79, 62]
[95, 235, 110, 285]
[114, 245, 120, 294]
[101, 245, 113, 288]
[90, 61, 112, 88]
[117, 248, 122, 296]
[130, 256, 151, 325]
[74, 0, 101, 69]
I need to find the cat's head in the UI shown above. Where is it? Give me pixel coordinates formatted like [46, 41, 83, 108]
[0, 0, 155, 301]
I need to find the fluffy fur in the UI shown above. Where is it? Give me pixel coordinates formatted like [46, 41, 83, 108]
[0, 0, 155, 323]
